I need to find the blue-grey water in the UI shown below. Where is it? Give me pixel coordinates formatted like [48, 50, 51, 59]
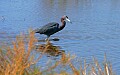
[0, 0, 120, 74]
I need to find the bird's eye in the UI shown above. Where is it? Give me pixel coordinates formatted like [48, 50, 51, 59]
[62, 18, 65, 20]
[66, 16, 68, 18]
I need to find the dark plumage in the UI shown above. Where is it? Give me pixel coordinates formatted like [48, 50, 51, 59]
[35, 22, 59, 37]
[34, 15, 71, 40]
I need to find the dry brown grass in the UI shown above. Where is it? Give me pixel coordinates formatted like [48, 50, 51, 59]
[0, 32, 39, 75]
[0, 31, 116, 75]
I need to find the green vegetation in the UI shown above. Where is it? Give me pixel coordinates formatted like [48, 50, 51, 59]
[0, 32, 115, 75]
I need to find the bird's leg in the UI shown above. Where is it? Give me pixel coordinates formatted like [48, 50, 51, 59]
[45, 36, 50, 42]
[45, 38, 49, 41]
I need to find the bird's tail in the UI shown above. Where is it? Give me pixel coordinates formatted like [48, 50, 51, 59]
[32, 28, 40, 33]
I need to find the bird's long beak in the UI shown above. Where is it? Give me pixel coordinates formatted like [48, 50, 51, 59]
[66, 18, 72, 24]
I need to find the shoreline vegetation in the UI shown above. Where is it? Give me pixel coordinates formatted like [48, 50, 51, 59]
[0, 31, 115, 75]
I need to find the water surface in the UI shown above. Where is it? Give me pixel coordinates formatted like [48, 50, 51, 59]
[0, 0, 120, 74]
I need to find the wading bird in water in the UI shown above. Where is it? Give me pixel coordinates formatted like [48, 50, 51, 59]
[34, 15, 72, 41]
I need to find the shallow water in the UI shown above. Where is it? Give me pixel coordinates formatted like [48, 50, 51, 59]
[0, 0, 120, 74]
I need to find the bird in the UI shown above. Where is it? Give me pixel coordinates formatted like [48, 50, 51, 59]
[34, 15, 72, 41]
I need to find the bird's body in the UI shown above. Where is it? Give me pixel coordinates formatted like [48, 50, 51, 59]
[35, 22, 60, 37]
[34, 15, 71, 40]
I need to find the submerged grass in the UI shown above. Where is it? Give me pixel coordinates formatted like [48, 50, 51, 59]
[0, 31, 116, 75]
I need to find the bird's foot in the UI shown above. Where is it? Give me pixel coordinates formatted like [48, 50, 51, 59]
[44, 37, 59, 42]
[52, 38, 59, 41]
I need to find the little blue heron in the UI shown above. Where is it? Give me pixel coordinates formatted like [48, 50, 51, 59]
[34, 15, 72, 40]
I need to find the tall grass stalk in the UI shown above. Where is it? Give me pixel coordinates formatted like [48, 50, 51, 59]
[0, 32, 39, 75]
[0, 31, 116, 75]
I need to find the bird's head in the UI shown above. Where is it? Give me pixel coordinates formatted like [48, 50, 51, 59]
[61, 15, 72, 24]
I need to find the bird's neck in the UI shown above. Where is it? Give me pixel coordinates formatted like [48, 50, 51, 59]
[59, 21, 66, 31]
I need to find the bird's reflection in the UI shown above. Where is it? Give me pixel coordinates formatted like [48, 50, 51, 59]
[35, 41, 65, 57]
